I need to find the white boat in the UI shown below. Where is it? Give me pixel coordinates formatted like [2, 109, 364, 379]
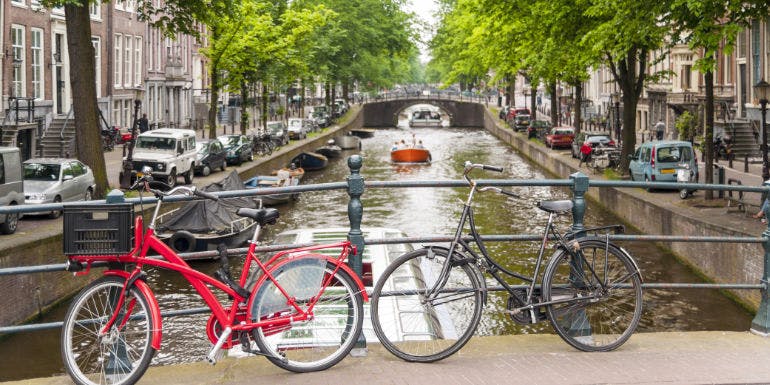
[229, 227, 442, 356]
[409, 109, 442, 127]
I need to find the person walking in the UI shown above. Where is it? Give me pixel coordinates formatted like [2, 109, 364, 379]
[138, 114, 149, 133]
[655, 120, 665, 140]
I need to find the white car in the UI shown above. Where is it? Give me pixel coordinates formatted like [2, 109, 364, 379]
[23, 158, 95, 219]
[127, 128, 197, 188]
[287, 118, 308, 140]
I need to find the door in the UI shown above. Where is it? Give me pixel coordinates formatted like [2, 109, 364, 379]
[740, 63, 747, 118]
[54, 33, 65, 115]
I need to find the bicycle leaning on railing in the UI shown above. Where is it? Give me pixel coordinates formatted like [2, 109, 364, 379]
[59, 170, 366, 385]
[370, 161, 644, 362]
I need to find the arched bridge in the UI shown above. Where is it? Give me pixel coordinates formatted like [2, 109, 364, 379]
[362, 96, 487, 127]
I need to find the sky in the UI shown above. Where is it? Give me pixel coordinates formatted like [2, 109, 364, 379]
[406, 0, 439, 62]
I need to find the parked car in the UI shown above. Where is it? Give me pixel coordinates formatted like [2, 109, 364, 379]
[311, 110, 330, 128]
[544, 127, 575, 149]
[506, 107, 531, 124]
[127, 128, 197, 188]
[334, 98, 349, 114]
[22, 158, 95, 219]
[287, 118, 309, 140]
[571, 132, 615, 158]
[194, 139, 227, 176]
[303, 118, 319, 133]
[498, 105, 510, 120]
[512, 114, 531, 132]
[218, 134, 253, 165]
[0, 147, 23, 234]
[527, 120, 551, 140]
[267, 121, 290, 146]
[628, 140, 698, 189]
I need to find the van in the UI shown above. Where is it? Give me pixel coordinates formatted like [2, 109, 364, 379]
[128, 128, 197, 188]
[628, 140, 698, 187]
[0, 147, 24, 234]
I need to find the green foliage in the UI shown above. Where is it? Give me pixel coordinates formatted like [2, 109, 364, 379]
[676, 110, 698, 141]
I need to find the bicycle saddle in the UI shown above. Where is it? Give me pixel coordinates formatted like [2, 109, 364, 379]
[536, 200, 573, 214]
[236, 207, 279, 225]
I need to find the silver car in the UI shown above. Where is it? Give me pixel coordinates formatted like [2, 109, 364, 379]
[23, 158, 96, 218]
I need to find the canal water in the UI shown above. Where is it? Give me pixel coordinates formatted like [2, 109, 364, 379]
[0, 104, 753, 381]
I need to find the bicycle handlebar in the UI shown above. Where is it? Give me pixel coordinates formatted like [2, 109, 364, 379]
[463, 161, 504, 174]
[130, 174, 219, 201]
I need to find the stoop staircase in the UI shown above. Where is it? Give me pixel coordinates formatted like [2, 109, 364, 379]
[39, 117, 76, 158]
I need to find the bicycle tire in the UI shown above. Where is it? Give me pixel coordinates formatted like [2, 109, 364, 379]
[370, 247, 483, 363]
[61, 276, 157, 385]
[541, 238, 643, 352]
[250, 258, 364, 373]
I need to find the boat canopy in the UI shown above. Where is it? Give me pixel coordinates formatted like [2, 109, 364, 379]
[156, 171, 258, 234]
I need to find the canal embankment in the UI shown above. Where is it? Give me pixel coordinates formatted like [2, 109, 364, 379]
[0, 107, 364, 328]
[483, 108, 764, 311]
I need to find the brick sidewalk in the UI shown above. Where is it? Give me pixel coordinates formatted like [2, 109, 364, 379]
[5, 332, 770, 385]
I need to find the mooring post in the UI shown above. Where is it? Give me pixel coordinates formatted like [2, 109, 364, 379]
[346, 154, 367, 352]
[751, 181, 770, 336]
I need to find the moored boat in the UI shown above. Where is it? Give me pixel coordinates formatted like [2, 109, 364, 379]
[270, 166, 305, 181]
[155, 171, 259, 256]
[335, 134, 361, 150]
[243, 174, 300, 206]
[391, 148, 431, 163]
[290, 152, 329, 171]
[350, 128, 376, 138]
[315, 139, 342, 158]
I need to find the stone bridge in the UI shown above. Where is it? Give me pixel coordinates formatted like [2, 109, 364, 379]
[361, 97, 486, 127]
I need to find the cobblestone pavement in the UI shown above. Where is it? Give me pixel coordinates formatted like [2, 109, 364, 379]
[4, 332, 770, 385]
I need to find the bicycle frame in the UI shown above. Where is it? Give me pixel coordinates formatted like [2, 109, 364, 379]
[68, 214, 367, 352]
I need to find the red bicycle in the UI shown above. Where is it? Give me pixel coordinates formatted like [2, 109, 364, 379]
[60, 175, 366, 385]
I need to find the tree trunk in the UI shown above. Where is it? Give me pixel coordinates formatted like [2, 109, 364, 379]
[240, 79, 248, 135]
[704, 70, 715, 199]
[620, 91, 638, 172]
[549, 82, 558, 128]
[530, 85, 537, 121]
[574, 82, 583, 134]
[207, 59, 219, 139]
[508, 78, 515, 107]
[64, 3, 107, 196]
[262, 83, 268, 130]
[325, 81, 331, 106]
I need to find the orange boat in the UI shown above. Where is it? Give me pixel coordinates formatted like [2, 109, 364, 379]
[391, 148, 431, 163]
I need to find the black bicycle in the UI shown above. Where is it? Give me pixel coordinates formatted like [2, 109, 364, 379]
[370, 161, 643, 362]
[252, 132, 274, 156]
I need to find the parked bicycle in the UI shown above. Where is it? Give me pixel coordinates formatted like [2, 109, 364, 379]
[60, 169, 366, 385]
[370, 161, 643, 362]
[252, 132, 274, 156]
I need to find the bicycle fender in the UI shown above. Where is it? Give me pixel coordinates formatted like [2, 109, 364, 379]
[425, 246, 488, 305]
[103, 270, 163, 350]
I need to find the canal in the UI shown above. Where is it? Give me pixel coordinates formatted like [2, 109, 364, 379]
[0, 104, 753, 381]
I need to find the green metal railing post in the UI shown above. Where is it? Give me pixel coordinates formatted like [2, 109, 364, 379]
[751, 183, 770, 335]
[570, 171, 589, 237]
[346, 155, 367, 352]
[567, 171, 591, 337]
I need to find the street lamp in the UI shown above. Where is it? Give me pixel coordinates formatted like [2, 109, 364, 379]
[755, 79, 770, 181]
[611, 92, 621, 144]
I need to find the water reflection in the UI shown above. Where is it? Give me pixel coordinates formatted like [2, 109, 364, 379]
[0, 106, 752, 381]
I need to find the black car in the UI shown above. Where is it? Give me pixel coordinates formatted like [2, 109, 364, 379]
[527, 120, 552, 139]
[218, 134, 253, 165]
[194, 139, 227, 176]
[512, 114, 531, 132]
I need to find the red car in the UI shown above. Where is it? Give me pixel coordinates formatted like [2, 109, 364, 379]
[545, 127, 575, 149]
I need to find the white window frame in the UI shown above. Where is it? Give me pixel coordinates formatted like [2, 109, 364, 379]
[147, 28, 153, 73]
[123, 100, 132, 129]
[135, 36, 142, 86]
[11, 25, 26, 98]
[90, 3, 101, 20]
[92, 36, 101, 97]
[114, 34, 122, 88]
[31, 28, 44, 100]
[11, 0, 26, 7]
[113, 100, 122, 127]
[124, 35, 132, 87]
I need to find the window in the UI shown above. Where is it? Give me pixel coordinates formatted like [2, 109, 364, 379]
[114, 34, 122, 87]
[11, 0, 24, 6]
[123, 100, 132, 129]
[147, 28, 153, 72]
[113, 100, 122, 127]
[724, 53, 732, 84]
[92, 37, 101, 97]
[11, 25, 26, 98]
[124, 35, 132, 87]
[135, 36, 142, 86]
[90, 3, 100, 19]
[31, 28, 43, 100]
[738, 29, 747, 58]
[682, 65, 692, 90]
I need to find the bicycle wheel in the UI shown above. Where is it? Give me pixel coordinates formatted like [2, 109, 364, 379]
[542, 238, 643, 352]
[370, 247, 483, 363]
[61, 276, 157, 385]
[250, 258, 364, 373]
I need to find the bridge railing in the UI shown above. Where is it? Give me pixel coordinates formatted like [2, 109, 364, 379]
[359, 90, 489, 105]
[1, 155, 769, 336]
